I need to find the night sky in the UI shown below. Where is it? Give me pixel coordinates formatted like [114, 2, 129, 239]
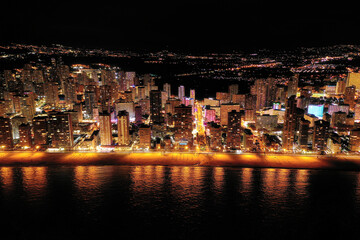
[2, 0, 360, 52]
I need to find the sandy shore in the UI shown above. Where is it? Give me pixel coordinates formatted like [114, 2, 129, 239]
[1, 151, 360, 171]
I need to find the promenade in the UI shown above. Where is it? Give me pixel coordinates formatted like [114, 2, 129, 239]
[1, 151, 360, 171]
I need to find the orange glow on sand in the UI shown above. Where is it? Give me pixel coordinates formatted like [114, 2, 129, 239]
[0, 152, 359, 171]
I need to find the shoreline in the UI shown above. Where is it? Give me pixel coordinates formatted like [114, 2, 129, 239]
[1, 152, 360, 171]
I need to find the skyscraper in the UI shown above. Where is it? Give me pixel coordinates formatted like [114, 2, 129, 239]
[178, 85, 185, 103]
[344, 85, 356, 110]
[346, 72, 360, 89]
[44, 81, 59, 107]
[19, 123, 32, 148]
[163, 83, 171, 99]
[48, 112, 74, 149]
[174, 105, 193, 146]
[99, 111, 112, 146]
[313, 120, 330, 152]
[0, 117, 13, 148]
[32, 116, 48, 147]
[220, 103, 241, 126]
[135, 106, 142, 125]
[190, 89, 195, 100]
[254, 79, 270, 110]
[245, 94, 256, 121]
[226, 110, 243, 149]
[228, 84, 238, 99]
[207, 122, 222, 150]
[138, 124, 151, 149]
[335, 79, 346, 95]
[287, 74, 299, 98]
[150, 90, 163, 124]
[84, 90, 97, 119]
[282, 95, 297, 151]
[117, 110, 130, 146]
[298, 118, 310, 148]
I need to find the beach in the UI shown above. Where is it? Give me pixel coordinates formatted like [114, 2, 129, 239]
[1, 151, 360, 171]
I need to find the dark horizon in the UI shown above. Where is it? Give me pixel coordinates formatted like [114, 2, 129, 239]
[2, 1, 360, 53]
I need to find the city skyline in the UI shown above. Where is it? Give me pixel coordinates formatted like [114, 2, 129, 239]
[1, 42, 360, 155]
[3, 4, 360, 240]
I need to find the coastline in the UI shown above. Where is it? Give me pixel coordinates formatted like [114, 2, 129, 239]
[1, 151, 360, 171]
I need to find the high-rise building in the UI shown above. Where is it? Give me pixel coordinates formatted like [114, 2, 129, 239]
[275, 85, 287, 103]
[220, 103, 241, 126]
[117, 110, 130, 146]
[254, 79, 268, 110]
[350, 128, 360, 152]
[19, 123, 32, 148]
[150, 90, 163, 124]
[163, 83, 171, 99]
[72, 103, 83, 123]
[135, 86, 146, 101]
[138, 98, 150, 115]
[228, 84, 238, 100]
[138, 124, 151, 149]
[99, 111, 112, 146]
[216, 92, 231, 104]
[336, 79, 346, 95]
[44, 82, 59, 107]
[207, 122, 222, 150]
[84, 90, 97, 119]
[231, 94, 246, 107]
[165, 99, 181, 115]
[21, 94, 35, 122]
[287, 74, 299, 98]
[32, 116, 48, 147]
[12, 94, 22, 114]
[0, 99, 11, 117]
[190, 89, 195, 100]
[245, 94, 256, 121]
[344, 85, 356, 110]
[11, 116, 27, 140]
[135, 106, 143, 125]
[48, 112, 74, 149]
[178, 85, 185, 103]
[226, 110, 243, 149]
[115, 101, 135, 122]
[298, 118, 310, 148]
[161, 91, 168, 108]
[313, 120, 330, 152]
[174, 105, 193, 145]
[99, 84, 112, 112]
[0, 117, 13, 148]
[346, 72, 360, 89]
[282, 95, 297, 151]
[125, 72, 136, 90]
[204, 106, 216, 123]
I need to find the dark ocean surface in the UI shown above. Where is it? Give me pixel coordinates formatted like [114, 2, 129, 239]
[0, 165, 360, 240]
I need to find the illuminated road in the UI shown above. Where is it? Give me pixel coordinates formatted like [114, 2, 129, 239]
[0, 151, 360, 171]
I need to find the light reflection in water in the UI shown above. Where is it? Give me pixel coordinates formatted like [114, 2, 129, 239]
[0, 167, 13, 193]
[295, 169, 310, 196]
[262, 168, 290, 209]
[74, 166, 106, 203]
[168, 166, 204, 211]
[241, 168, 253, 195]
[0, 165, 360, 239]
[21, 167, 47, 199]
[213, 167, 225, 192]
